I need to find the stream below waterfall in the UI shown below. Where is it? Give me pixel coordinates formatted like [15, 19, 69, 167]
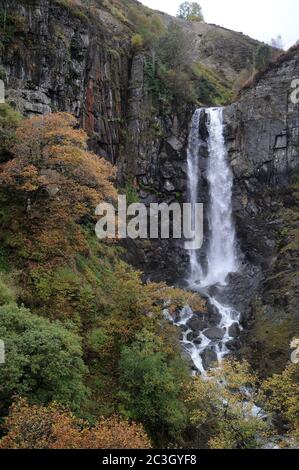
[176, 107, 242, 374]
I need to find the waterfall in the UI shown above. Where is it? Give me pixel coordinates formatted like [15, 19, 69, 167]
[203, 107, 237, 286]
[177, 107, 241, 373]
[187, 108, 204, 282]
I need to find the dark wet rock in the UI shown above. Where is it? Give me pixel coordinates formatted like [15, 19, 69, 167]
[180, 324, 188, 332]
[203, 327, 225, 341]
[216, 267, 263, 321]
[226, 339, 242, 351]
[224, 52, 299, 187]
[201, 347, 218, 370]
[173, 309, 182, 324]
[194, 337, 203, 346]
[207, 285, 221, 297]
[206, 302, 222, 326]
[181, 350, 196, 371]
[187, 314, 209, 333]
[186, 331, 196, 342]
[182, 342, 194, 353]
[166, 136, 184, 152]
[228, 322, 241, 338]
[185, 303, 223, 340]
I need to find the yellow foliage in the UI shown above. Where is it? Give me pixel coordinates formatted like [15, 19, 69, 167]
[0, 398, 151, 449]
[1, 113, 117, 215]
[131, 34, 144, 50]
[261, 363, 299, 442]
[0, 112, 117, 267]
[185, 360, 268, 449]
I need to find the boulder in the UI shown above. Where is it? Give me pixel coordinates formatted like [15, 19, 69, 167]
[187, 314, 209, 333]
[206, 302, 222, 326]
[186, 331, 196, 342]
[226, 339, 241, 351]
[228, 322, 241, 338]
[201, 347, 218, 370]
[166, 135, 183, 152]
[193, 336, 203, 346]
[203, 327, 225, 341]
[181, 350, 195, 371]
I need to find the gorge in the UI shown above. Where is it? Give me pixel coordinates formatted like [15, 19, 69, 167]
[0, 0, 298, 450]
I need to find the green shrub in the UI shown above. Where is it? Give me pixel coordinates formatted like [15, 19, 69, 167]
[254, 44, 272, 71]
[128, 5, 165, 49]
[118, 330, 188, 446]
[0, 303, 88, 415]
[0, 275, 14, 305]
[191, 63, 233, 105]
[122, 183, 140, 205]
[86, 328, 108, 352]
[158, 22, 191, 70]
[0, 103, 22, 161]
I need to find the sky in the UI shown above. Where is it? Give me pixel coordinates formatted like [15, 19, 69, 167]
[140, 0, 298, 50]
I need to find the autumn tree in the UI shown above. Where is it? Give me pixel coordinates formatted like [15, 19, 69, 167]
[0, 398, 151, 449]
[0, 111, 207, 445]
[185, 360, 270, 449]
[233, 68, 253, 94]
[0, 112, 117, 220]
[80, 256, 206, 419]
[261, 363, 299, 443]
[0, 112, 118, 305]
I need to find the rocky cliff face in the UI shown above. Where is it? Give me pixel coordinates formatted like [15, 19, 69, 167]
[225, 50, 299, 185]
[223, 49, 299, 373]
[0, 0, 260, 166]
[0, 0, 133, 162]
[223, 48, 298, 288]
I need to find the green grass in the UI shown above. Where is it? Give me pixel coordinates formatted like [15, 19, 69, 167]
[192, 63, 233, 105]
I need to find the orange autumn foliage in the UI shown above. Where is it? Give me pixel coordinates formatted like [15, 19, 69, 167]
[0, 398, 151, 449]
[0, 112, 117, 220]
[0, 112, 117, 267]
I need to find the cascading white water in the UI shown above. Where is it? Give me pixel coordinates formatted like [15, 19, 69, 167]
[202, 108, 237, 286]
[187, 108, 203, 282]
[177, 107, 241, 373]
